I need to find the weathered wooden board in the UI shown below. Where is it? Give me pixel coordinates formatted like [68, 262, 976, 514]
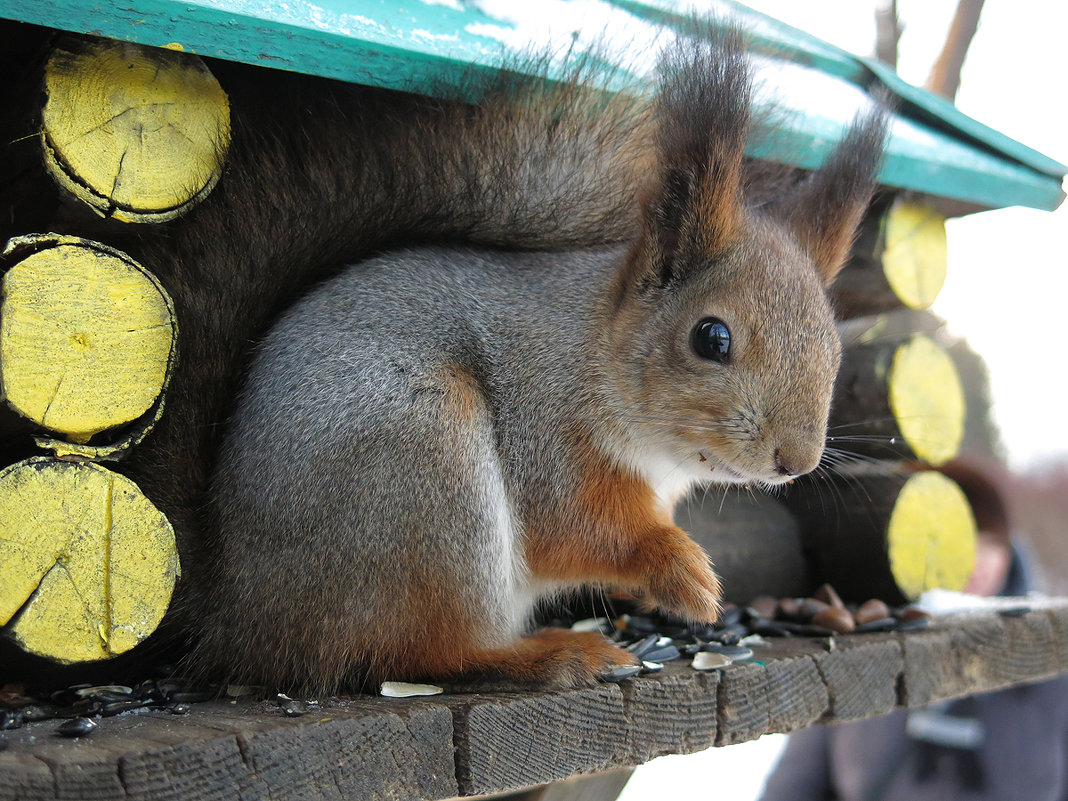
[3, 602, 1068, 800]
[901, 606, 1062, 708]
[0, 698, 457, 801]
[453, 685, 627, 796]
[619, 663, 720, 762]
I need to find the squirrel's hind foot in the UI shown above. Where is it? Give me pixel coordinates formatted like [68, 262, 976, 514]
[442, 629, 640, 691]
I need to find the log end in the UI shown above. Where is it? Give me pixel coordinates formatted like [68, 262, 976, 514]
[0, 457, 179, 663]
[40, 37, 230, 222]
[0, 234, 176, 447]
[888, 334, 965, 465]
[882, 201, 948, 310]
[887, 470, 977, 600]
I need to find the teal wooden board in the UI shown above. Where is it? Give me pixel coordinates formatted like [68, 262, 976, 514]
[741, 57, 1066, 211]
[0, 0, 1063, 211]
[0, 0, 523, 91]
[615, 0, 1066, 179]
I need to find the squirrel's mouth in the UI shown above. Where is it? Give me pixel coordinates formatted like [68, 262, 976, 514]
[696, 452, 750, 483]
[696, 451, 797, 487]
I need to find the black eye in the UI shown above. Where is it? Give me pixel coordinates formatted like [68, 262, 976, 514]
[691, 317, 731, 362]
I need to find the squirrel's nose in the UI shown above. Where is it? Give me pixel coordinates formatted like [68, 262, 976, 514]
[773, 445, 820, 478]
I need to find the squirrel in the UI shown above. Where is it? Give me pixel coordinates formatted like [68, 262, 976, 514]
[104, 25, 887, 693]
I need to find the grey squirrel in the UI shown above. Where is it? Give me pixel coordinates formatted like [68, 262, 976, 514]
[115, 26, 886, 692]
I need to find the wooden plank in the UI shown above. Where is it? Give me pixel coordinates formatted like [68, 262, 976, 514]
[1047, 604, 1068, 669]
[0, 5, 1062, 211]
[0, 754, 52, 801]
[452, 685, 627, 796]
[901, 608, 1062, 708]
[4, 604, 1068, 800]
[620, 665, 719, 762]
[715, 662, 769, 746]
[716, 641, 831, 745]
[761, 642, 831, 734]
[1, 711, 256, 801]
[613, 0, 1065, 211]
[0, 0, 513, 93]
[0, 699, 458, 801]
[612, 0, 1067, 180]
[814, 636, 902, 722]
[179, 701, 458, 801]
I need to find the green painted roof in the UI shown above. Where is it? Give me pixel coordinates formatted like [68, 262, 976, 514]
[2, 0, 1063, 211]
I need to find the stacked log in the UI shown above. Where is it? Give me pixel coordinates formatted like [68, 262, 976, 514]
[0, 458, 178, 663]
[831, 197, 949, 319]
[829, 325, 965, 466]
[0, 35, 224, 664]
[40, 36, 230, 223]
[1, 235, 177, 456]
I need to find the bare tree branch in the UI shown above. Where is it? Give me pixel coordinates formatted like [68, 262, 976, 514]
[874, 0, 902, 69]
[926, 0, 986, 101]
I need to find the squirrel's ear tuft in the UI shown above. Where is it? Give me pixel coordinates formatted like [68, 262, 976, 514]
[775, 103, 889, 286]
[636, 26, 752, 289]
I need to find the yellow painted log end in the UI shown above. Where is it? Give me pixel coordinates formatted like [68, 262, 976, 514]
[1, 234, 176, 447]
[882, 201, 948, 310]
[887, 334, 965, 466]
[0, 457, 179, 663]
[41, 37, 230, 223]
[887, 470, 977, 600]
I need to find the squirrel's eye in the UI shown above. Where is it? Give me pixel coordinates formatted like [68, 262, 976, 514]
[691, 317, 731, 362]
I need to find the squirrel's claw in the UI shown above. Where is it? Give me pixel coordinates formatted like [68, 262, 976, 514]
[637, 536, 724, 624]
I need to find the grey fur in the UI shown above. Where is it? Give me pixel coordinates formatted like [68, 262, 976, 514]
[202, 248, 615, 687]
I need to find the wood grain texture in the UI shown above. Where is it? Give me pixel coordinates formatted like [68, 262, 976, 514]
[453, 686, 627, 796]
[3, 604, 1068, 800]
[620, 666, 720, 762]
[761, 642, 830, 734]
[41, 36, 230, 222]
[901, 607, 1062, 708]
[0, 699, 457, 801]
[815, 636, 902, 722]
[715, 662, 769, 746]
[0, 458, 179, 664]
[0, 233, 177, 459]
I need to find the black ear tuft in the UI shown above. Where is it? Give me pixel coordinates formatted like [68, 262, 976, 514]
[774, 98, 891, 285]
[633, 23, 753, 289]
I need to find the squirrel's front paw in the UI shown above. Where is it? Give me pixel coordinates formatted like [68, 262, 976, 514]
[638, 534, 723, 623]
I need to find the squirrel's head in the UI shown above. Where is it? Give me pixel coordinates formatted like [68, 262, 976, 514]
[602, 37, 887, 489]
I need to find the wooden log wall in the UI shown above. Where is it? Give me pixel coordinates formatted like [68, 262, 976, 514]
[0, 28, 211, 665]
[0, 21, 1000, 671]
